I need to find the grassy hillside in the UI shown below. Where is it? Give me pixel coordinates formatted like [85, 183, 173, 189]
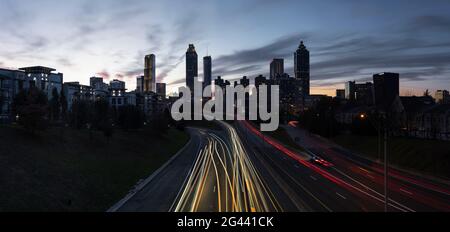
[0, 125, 189, 211]
[333, 134, 450, 179]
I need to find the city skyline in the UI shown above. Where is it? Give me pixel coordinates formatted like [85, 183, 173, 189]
[1, 0, 450, 216]
[1, 0, 450, 96]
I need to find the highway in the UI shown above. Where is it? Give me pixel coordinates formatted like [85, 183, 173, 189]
[113, 121, 450, 212]
[114, 125, 281, 212]
[114, 128, 204, 212]
[281, 122, 450, 212]
[172, 122, 281, 212]
[235, 121, 383, 212]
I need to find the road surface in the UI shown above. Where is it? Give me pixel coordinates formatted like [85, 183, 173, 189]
[115, 125, 280, 212]
[281, 123, 450, 212]
[112, 122, 450, 212]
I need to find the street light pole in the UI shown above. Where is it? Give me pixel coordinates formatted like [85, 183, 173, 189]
[361, 112, 389, 212]
[384, 124, 388, 212]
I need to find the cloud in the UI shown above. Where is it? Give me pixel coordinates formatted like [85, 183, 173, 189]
[113, 73, 126, 81]
[96, 70, 110, 80]
[407, 15, 450, 32]
[204, 15, 450, 89]
[167, 78, 186, 86]
[57, 58, 73, 67]
[121, 10, 204, 85]
[215, 33, 308, 68]
[214, 65, 265, 78]
[123, 69, 142, 78]
[2, 1, 450, 94]
[310, 32, 450, 86]
[156, 13, 204, 83]
[158, 54, 185, 82]
[146, 25, 164, 53]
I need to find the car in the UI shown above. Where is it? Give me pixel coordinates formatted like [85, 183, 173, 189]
[311, 156, 334, 168]
[288, 121, 299, 127]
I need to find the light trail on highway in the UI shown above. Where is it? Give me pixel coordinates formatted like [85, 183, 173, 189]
[240, 121, 419, 212]
[117, 122, 449, 212]
[171, 125, 281, 212]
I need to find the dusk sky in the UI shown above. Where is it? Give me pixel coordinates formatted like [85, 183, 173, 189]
[1, 0, 450, 96]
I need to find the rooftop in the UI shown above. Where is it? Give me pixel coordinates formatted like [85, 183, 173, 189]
[19, 66, 56, 74]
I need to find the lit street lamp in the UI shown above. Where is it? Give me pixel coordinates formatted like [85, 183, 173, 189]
[360, 112, 389, 212]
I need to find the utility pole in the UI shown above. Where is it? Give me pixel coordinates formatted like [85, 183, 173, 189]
[361, 112, 389, 212]
[378, 122, 382, 161]
[384, 124, 388, 212]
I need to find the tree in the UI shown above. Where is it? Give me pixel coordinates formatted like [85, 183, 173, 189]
[69, 99, 92, 129]
[146, 109, 170, 137]
[12, 87, 49, 134]
[0, 94, 4, 115]
[60, 90, 68, 122]
[49, 88, 61, 122]
[99, 119, 114, 143]
[299, 97, 340, 138]
[424, 89, 430, 97]
[116, 105, 144, 130]
[351, 114, 378, 136]
[92, 98, 110, 129]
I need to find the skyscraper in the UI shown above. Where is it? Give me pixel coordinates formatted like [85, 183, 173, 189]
[156, 83, 167, 98]
[373, 72, 400, 109]
[203, 56, 212, 89]
[435, 90, 450, 104]
[345, 81, 356, 100]
[144, 54, 156, 93]
[355, 82, 374, 106]
[270, 58, 284, 79]
[136, 76, 144, 93]
[186, 44, 198, 91]
[294, 41, 310, 96]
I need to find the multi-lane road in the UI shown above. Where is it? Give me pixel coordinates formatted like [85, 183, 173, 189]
[172, 122, 281, 212]
[111, 121, 450, 212]
[281, 122, 450, 211]
[112, 124, 281, 212]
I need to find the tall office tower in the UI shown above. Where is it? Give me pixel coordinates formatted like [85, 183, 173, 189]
[156, 83, 167, 98]
[373, 72, 400, 109]
[345, 81, 356, 101]
[355, 82, 374, 106]
[270, 58, 284, 79]
[144, 54, 156, 93]
[435, 90, 450, 104]
[136, 76, 144, 93]
[294, 41, 310, 96]
[186, 44, 198, 91]
[203, 56, 212, 89]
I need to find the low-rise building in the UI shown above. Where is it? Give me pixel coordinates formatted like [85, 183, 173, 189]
[90, 76, 109, 99]
[336, 89, 346, 100]
[109, 79, 127, 108]
[0, 66, 63, 122]
[435, 90, 450, 104]
[63, 82, 94, 110]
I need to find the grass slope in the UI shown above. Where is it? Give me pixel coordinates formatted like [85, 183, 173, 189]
[0, 125, 189, 211]
[333, 134, 450, 179]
